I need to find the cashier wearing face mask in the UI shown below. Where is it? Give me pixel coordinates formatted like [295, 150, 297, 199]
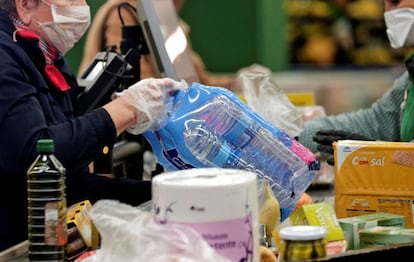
[31, 0, 91, 54]
[384, 2, 414, 142]
[298, 0, 414, 161]
[0, 0, 184, 251]
[385, 4, 414, 49]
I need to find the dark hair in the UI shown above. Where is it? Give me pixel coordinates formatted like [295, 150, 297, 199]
[0, 0, 40, 15]
[0, 0, 17, 13]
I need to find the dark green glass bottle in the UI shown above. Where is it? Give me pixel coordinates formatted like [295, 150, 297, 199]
[27, 139, 67, 261]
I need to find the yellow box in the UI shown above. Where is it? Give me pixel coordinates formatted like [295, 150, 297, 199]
[334, 140, 414, 228]
[289, 202, 345, 242]
[66, 200, 100, 260]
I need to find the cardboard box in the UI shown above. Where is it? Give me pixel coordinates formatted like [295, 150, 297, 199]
[338, 212, 405, 250]
[334, 140, 414, 228]
[359, 226, 414, 249]
[289, 202, 345, 242]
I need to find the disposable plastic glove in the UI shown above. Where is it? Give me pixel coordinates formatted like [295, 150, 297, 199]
[313, 130, 372, 165]
[116, 78, 188, 135]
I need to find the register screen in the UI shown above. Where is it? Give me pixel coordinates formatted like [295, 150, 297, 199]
[137, 0, 199, 84]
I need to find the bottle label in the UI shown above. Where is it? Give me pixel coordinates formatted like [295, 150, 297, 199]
[44, 200, 67, 246]
[162, 147, 195, 169]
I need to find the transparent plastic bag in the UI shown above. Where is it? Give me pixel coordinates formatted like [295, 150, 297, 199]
[239, 71, 304, 138]
[88, 200, 231, 262]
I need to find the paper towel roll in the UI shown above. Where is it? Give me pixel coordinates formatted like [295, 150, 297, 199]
[152, 167, 259, 262]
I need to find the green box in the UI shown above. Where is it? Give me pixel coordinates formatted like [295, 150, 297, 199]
[359, 226, 414, 249]
[338, 212, 405, 250]
[289, 202, 345, 242]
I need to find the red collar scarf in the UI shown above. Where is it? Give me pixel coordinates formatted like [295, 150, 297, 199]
[13, 29, 71, 92]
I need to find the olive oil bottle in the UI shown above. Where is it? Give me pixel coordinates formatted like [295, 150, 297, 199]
[27, 139, 67, 261]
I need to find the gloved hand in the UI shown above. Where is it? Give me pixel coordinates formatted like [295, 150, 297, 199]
[313, 130, 372, 165]
[116, 78, 187, 135]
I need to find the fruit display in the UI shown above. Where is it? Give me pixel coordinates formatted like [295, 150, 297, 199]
[284, 0, 400, 67]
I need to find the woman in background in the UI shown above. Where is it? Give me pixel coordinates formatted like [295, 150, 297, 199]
[78, 0, 236, 89]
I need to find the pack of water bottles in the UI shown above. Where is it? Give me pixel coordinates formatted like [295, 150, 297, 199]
[144, 82, 320, 221]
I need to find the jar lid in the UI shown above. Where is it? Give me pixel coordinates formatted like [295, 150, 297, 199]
[279, 225, 327, 241]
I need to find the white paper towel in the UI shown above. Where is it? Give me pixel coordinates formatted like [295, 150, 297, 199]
[152, 167, 259, 262]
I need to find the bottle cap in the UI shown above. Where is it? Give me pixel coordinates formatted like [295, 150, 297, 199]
[279, 225, 327, 241]
[37, 139, 55, 153]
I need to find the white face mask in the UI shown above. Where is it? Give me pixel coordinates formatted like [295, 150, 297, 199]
[34, 1, 91, 54]
[384, 8, 414, 49]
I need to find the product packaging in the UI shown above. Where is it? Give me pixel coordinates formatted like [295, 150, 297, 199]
[334, 140, 414, 227]
[152, 168, 259, 262]
[338, 212, 405, 250]
[144, 82, 320, 221]
[359, 226, 414, 249]
[66, 200, 100, 260]
[289, 202, 345, 242]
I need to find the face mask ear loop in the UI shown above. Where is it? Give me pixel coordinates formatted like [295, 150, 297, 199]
[12, 30, 19, 42]
[41, 0, 51, 6]
[32, 0, 52, 27]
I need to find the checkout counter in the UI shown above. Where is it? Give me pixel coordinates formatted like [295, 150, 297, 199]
[2, 180, 413, 262]
[0, 241, 28, 262]
[2, 216, 414, 262]
[2, 68, 413, 261]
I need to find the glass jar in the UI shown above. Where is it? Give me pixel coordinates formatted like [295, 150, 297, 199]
[278, 225, 327, 261]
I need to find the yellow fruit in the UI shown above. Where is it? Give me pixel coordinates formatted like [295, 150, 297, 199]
[258, 180, 281, 244]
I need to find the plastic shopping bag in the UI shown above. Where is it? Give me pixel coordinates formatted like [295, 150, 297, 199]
[239, 70, 303, 138]
[88, 200, 231, 262]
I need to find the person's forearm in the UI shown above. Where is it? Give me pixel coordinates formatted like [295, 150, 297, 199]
[102, 98, 136, 136]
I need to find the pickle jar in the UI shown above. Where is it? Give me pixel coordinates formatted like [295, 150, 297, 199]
[278, 225, 327, 261]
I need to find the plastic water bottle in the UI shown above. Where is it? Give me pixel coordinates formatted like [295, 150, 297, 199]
[27, 139, 67, 261]
[183, 96, 319, 210]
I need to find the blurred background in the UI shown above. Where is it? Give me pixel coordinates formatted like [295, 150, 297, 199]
[65, 0, 408, 115]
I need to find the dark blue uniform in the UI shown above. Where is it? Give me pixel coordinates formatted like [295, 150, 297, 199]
[0, 10, 151, 251]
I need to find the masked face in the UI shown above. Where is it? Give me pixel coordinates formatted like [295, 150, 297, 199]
[34, 1, 90, 54]
[384, 8, 414, 49]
